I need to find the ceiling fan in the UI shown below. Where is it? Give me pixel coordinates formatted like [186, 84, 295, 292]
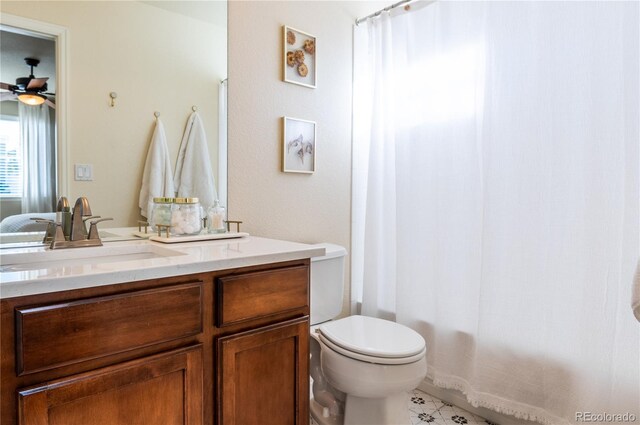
[0, 58, 56, 109]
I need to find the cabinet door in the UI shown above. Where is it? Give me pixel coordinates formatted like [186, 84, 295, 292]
[18, 345, 203, 425]
[217, 317, 309, 425]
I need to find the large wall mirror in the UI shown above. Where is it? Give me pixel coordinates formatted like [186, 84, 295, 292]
[0, 1, 227, 242]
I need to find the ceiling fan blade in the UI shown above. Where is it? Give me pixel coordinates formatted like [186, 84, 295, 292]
[44, 98, 56, 110]
[0, 92, 17, 101]
[0, 82, 15, 91]
[27, 77, 49, 90]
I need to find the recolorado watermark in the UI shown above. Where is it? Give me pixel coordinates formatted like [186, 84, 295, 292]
[576, 412, 637, 423]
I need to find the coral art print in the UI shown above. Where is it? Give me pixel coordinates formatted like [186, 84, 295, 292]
[283, 26, 316, 88]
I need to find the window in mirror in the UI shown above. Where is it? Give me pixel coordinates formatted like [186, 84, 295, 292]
[0, 116, 21, 197]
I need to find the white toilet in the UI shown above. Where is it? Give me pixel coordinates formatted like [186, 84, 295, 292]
[309, 244, 427, 425]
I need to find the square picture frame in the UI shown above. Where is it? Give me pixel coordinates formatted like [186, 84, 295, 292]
[282, 117, 316, 174]
[283, 26, 316, 88]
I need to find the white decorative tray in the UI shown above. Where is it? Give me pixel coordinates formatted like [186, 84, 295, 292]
[148, 232, 249, 244]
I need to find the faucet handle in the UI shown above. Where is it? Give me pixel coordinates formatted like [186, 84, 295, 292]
[48, 222, 73, 249]
[90, 217, 113, 225]
[30, 217, 51, 222]
[52, 223, 66, 245]
[88, 218, 113, 240]
[82, 216, 101, 237]
[32, 219, 58, 243]
[32, 220, 65, 247]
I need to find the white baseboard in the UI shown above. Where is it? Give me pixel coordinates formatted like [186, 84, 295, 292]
[418, 379, 538, 425]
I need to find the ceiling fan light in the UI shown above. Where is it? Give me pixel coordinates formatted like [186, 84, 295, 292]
[17, 92, 46, 106]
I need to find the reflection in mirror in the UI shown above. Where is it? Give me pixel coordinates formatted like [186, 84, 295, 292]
[0, 1, 227, 246]
[0, 30, 56, 224]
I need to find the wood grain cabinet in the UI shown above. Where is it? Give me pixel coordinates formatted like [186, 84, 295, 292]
[217, 317, 309, 425]
[18, 345, 203, 425]
[0, 260, 311, 425]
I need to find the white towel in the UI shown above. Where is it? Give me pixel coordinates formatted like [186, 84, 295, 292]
[633, 258, 640, 322]
[138, 118, 175, 218]
[174, 112, 217, 209]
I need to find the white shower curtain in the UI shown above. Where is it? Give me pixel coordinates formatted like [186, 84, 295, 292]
[19, 102, 55, 213]
[352, 2, 639, 424]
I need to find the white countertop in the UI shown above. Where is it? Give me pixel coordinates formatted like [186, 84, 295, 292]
[0, 234, 325, 299]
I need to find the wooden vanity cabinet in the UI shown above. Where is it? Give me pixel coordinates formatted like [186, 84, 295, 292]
[214, 265, 310, 425]
[0, 259, 311, 425]
[217, 317, 309, 425]
[18, 345, 204, 425]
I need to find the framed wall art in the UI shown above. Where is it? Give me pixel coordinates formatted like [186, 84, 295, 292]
[283, 26, 316, 88]
[282, 117, 316, 173]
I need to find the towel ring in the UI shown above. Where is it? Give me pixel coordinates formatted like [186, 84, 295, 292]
[154, 111, 161, 119]
[192, 105, 197, 112]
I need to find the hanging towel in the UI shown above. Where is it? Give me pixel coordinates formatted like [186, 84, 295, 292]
[633, 258, 640, 322]
[138, 118, 175, 218]
[174, 112, 217, 209]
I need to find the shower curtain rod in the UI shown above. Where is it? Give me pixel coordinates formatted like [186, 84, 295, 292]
[355, 0, 414, 25]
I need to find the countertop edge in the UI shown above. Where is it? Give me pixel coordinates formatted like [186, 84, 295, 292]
[0, 237, 326, 299]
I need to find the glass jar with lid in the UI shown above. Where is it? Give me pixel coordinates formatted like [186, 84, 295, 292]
[171, 197, 202, 235]
[150, 197, 174, 230]
[206, 200, 226, 233]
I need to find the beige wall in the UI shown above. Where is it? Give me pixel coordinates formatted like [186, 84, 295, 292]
[228, 1, 383, 316]
[1, 1, 226, 226]
[3, 0, 383, 315]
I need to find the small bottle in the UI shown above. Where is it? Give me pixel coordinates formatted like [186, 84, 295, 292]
[171, 197, 202, 235]
[150, 197, 174, 230]
[207, 200, 226, 234]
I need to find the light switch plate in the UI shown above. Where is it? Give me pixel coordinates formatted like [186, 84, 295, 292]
[74, 164, 93, 181]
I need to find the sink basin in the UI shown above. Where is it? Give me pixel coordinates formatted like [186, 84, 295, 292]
[0, 244, 186, 272]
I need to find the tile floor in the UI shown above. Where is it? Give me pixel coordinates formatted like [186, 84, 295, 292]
[408, 389, 494, 425]
[311, 388, 495, 425]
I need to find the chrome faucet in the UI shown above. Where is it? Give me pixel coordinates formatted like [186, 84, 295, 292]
[47, 196, 112, 249]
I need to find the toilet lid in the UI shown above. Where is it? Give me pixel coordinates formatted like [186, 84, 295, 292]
[318, 315, 426, 360]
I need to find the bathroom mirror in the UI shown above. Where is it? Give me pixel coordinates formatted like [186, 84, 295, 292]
[0, 1, 227, 245]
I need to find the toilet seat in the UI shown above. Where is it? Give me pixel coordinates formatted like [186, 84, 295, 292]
[318, 315, 426, 365]
[318, 333, 426, 365]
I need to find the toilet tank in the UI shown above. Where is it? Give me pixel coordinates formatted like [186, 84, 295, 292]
[310, 243, 347, 325]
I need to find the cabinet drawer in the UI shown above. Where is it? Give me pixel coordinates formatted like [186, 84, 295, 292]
[18, 345, 203, 425]
[216, 266, 308, 327]
[16, 282, 203, 375]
